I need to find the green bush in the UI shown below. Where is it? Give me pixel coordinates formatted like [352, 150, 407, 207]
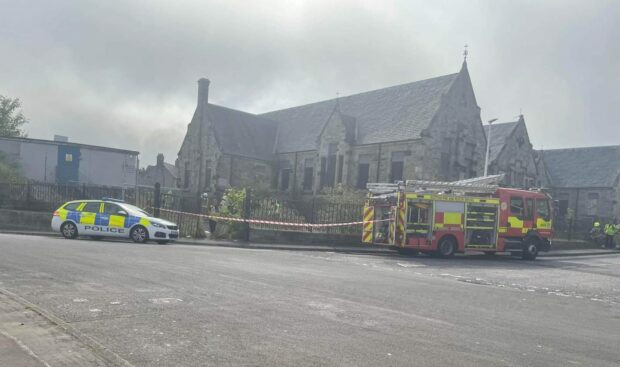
[0, 152, 23, 184]
[213, 188, 246, 239]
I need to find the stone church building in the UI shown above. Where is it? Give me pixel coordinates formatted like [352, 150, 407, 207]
[483, 115, 538, 189]
[177, 61, 488, 194]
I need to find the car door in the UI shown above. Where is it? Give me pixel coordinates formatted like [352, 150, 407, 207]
[79, 202, 102, 235]
[103, 203, 128, 238]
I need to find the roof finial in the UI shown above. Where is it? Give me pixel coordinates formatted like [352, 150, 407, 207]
[463, 44, 468, 61]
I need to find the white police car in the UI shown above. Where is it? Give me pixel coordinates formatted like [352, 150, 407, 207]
[51, 199, 179, 244]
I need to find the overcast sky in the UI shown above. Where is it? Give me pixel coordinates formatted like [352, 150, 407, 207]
[1, 0, 619, 165]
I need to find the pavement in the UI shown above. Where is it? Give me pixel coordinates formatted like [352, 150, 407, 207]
[1, 233, 619, 366]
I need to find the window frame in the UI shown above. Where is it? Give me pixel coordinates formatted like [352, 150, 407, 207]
[103, 203, 123, 215]
[64, 202, 81, 211]
[536, 199, 550, 221]
[280, 168, 291, 191]
[509, 196, 524, 218]
[81, 202, 102, 214]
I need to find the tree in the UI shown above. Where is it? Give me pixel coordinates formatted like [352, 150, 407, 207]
[0, 95, 28, 137]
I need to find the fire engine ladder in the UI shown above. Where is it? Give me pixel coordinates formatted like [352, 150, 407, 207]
[404, 174, 505, 195]
[366, 183, 401, 195]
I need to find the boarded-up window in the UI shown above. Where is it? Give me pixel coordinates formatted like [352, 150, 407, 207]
[280, 169, 291, 190]
[325, 143, 337, 187]
[357, 154, 371, 189]
[390, 151, 405, 182]
[320, 157, 327, 188]
[303, 158, 313, 191]
[586, 192, 599, 216]
[184, 162, 190, 189]
[337, 155, 344, 184]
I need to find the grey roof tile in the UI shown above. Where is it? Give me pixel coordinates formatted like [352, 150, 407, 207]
[163, 162, 179, 178]
[543, 146, 620, 187]
[260, 73, 459, 152]
[483, 121, 519, 163]
[206, 104, 278, 161]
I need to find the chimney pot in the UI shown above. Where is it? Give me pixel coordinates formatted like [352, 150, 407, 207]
[156, 153, 164, 167]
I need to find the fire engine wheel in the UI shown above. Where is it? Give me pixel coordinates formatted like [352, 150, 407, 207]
[522, 237, 539, 260]
[437, 237, 456, 257]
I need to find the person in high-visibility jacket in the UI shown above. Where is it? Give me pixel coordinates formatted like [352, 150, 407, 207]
[604, 221, 617, 249]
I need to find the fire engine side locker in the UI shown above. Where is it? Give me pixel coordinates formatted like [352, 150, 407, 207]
[463, 200, 500, 250]
[403, 195, 434, 249]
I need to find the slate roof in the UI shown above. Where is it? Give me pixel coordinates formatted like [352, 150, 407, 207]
[206, 103, 278, 161]
[163, 162, 179, 178]
[542, 146, 620, 187]
[261, 73, 460, 152]
[483, 121, 519, 163]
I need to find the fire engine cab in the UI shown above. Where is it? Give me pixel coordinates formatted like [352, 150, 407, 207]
[362, 175, 553, 260]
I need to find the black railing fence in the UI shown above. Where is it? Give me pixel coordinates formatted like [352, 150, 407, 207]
[0, 182, 158, 212]
[0, 182, 366, 238]
[248, 197, 364, 234]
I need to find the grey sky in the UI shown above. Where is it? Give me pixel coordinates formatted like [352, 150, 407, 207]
[1, 0, 618, 166]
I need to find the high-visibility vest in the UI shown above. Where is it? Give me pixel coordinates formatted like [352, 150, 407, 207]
[604, 224, 616, 236]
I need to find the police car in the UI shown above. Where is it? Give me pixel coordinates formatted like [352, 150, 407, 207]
[51, 199, 179, 244]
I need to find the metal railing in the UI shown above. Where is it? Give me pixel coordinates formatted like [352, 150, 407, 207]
[249, 198, 364, 234]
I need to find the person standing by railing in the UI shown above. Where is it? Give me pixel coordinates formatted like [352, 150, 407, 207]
[603, 220, 618, 249]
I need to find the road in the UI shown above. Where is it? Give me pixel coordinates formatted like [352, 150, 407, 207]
[0, 233, 619, 366]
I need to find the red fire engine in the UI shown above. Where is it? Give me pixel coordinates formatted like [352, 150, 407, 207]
[362, 176, 553, 260]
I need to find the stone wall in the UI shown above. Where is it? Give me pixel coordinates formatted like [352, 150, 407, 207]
[488, 121, 538, 188]
[421, 69, 486, 181]
[0, 209, 52, 232]
[552, 187, 618, 220]
[216, 154, 273, 191]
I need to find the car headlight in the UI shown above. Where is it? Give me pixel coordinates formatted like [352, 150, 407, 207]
[151, 222, 166, 228]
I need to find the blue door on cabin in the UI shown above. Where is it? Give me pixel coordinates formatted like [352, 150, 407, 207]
[56, 146, 80, 184]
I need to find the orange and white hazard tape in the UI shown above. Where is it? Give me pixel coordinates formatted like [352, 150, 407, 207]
[153, 207, 393, 228]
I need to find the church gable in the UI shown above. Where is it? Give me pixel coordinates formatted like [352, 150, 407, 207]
[485, 116, 538, 188]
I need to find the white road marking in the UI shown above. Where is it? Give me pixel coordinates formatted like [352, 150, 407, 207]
[0, 330, 53, 367]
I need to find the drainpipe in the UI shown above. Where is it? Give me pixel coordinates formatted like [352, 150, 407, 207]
[292, 151, 298, 195]
[376, 143, 382, 182]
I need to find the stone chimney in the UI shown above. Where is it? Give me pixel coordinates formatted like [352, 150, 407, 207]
[156, 153, 164, 167]
[197, 78, 210, 106]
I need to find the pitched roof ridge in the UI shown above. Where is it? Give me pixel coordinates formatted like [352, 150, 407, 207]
[207, 103, 279, 124]
[543, 144, 620, 152]
[259, 72, 459, 115]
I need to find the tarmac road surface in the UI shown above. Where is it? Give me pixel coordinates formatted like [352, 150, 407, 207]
[0, 233, 619, 366]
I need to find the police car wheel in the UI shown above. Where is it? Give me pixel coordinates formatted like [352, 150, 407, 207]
[130, 226, 149, 243]
[437, 237, 456, 257]
[61, 222, 78, 239]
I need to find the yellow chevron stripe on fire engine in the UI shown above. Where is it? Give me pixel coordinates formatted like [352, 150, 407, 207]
[362, 231, 373, 243]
